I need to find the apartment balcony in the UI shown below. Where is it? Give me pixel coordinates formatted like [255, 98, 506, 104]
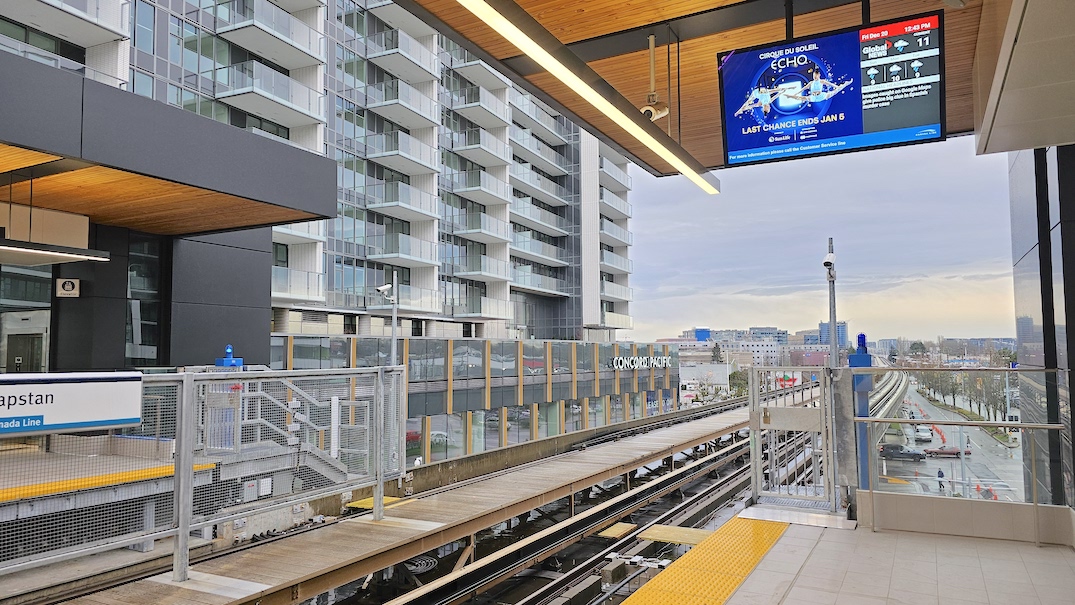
[599, 219, 632, 246]
[366, 28, 439, 84]
[446, 128, 511, 167]
[601, 310, 634, 330]
[365, 130, 439, 175]
[509, 88, 569, 145]
[0, 35, 126, 88]
[511, 268, 568, 297]
[367, 284, 439, 313]
[446, 296, 512, 320]
[451, 255, 512, 282]
[215, 60, 324, 127]
[450, 213, 511, 244]
[272, 220, 325, 244]
[599, 280, 633, 302]
[366, 0, 435, 39]
[599, 157, 632, 192]
[510, 162, 569, 207]
[217, 0, 323, 70]
[599, 249, 632, 274]
[366, 78, 439, 129]
[366, 233, 438, 267]
[449, 85, 511, 129]
[448, 170, 511, 206]
[509, 124, 568, 176]
[599, 186, 632, 219]
[364, 181, 440, 221]
[445, 46, 509, 90]
[2, 0, 128, 47]
[510, 233, 567, 267]
[271, 266, 324, 303]
[509, 196, 569, 237]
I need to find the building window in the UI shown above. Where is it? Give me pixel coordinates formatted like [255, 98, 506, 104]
[134, 1, 154, 54]
[126, 233, 162, 367]
[273, 243, 288, 268]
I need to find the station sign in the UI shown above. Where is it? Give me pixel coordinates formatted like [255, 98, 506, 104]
[718, 12, 944, 166]
[611, 356, 673, 370]
[0, 372, 143, 437]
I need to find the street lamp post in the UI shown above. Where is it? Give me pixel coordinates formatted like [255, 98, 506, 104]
[825, 238, 838, 368]
[372, 270, 398, 522]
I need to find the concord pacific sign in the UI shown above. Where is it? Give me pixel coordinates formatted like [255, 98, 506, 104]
[611, 356, 673, 370]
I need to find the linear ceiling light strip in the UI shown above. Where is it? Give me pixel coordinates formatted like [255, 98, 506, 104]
[455, 0, 719, 195]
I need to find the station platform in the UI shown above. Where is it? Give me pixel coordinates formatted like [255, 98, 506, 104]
[56, 407, 748, 605]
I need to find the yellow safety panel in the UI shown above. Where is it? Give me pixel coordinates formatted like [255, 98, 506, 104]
[345, 496, 405, 509]
[637, 524, 713, 546]
[0, 463, 216, 503]
[622, 517, 787, 605]
[598, 522, 637, 539]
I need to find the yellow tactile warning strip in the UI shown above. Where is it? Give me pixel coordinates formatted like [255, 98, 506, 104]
[598, 522, 637, 539]
[622, 517, 788, 605]
[637, 524, 713, 546]
[0, 463, 216, 503]
[345, 496, 404, 509]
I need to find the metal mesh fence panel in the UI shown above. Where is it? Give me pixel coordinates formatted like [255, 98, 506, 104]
[0, 377, 181, 570]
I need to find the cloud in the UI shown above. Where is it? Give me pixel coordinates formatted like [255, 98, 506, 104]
[626, 136, 1014, 342]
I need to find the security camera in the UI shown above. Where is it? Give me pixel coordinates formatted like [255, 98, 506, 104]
[823, 253, 835, 268]
[640, 101, 669, 122]
[375, 284, 393, 294]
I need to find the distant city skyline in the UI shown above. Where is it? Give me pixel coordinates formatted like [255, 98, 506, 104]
[626, 136, 1014, 343]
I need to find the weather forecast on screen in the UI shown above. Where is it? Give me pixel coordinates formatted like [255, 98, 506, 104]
[718, 13, 944, 167]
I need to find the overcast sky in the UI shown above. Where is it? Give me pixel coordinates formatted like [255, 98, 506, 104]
[626, 135, 1014, 343]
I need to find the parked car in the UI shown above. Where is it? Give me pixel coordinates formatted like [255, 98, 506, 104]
[914, 426, 934, 443]
[879, 443, 925, 461]
[924, 445, 972, 458]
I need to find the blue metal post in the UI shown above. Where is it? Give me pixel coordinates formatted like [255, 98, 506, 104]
[849, 333, 873, 490]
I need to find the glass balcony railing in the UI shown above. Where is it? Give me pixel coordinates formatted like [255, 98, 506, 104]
[512, 233, 565, 263]
[600, 280, 633, 301]
[510, 162, 569, 204]
[271, 266, 323, 298]
[366, 233, 438, 263]
[599, 187, 633, 217]
[364, 181, 439, 216]
[367, 284, 439, 311]
[273, 220, 323, 238]
[602, 310, 634, 329]
[0, 35, 126, 89]
[215, 60, 324, 120]
[448, 85, 510, 123]
[40, 0, 128, 34]
[509, 124, 568, 170]
[219, 0, 322, 59]
[600, 219, 633, 245]
[512, 268, 566, 293]
[447, 128, 511, 161]
[450, 213, 512, 240]
[451, 255, 511, 279]
[446, 296, 511, 319]
[366, 78, 438, 123]
[448, 170, 511, 201]
[600, 157, 632, 189]
[364, 130, 438, 169]
[509, 88, 570, 140]
[510, 197, 569, 233]
[366, 28, 438, 76]
[600, 249, 633, 272]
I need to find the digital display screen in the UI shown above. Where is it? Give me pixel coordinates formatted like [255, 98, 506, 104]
[718, 13, 945, 166]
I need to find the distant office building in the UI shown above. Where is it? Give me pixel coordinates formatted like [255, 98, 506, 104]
[878, 339, 900, 354]
[788, 329, 820, 346]
[749, 326, 788, 344]
[679, 327, 713, 341]
[819, 321, 848, 349]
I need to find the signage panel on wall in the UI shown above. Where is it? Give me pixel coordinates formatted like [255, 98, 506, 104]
[718, 13, 944, 166]
[0, 372, 143, 437]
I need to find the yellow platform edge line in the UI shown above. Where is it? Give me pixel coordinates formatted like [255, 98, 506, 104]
[0, 463, 216, 503]
[622, 517, 789, 605]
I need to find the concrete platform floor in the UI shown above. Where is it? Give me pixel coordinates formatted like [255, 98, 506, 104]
[726, 522, 1075, 605]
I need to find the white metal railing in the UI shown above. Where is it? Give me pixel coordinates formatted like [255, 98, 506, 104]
[599, 187, 632, 217]
[600, 157, 632, 189]
[0, 35, 127, 89]
[600, 280, 633, 301]
[365, 130, 438, 169]
[600, 249, 632, 272]
[220, 0, 322, 58]
[510, 196, 569, 232]
[366, 78, 438, 123]
[216, 60, 324, 119]
[365, 181, 439, 216]
[366, 28, 438, 76]
[271, 266, 323, 298]
[600, 219, 633, 245]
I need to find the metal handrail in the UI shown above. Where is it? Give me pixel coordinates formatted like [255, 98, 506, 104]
[855, 417, 1062, 431]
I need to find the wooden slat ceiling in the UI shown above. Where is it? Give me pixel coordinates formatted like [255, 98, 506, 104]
[0, 144, 60, 174]
[2, 165, 317, 235]
[415, 0, 983, 174]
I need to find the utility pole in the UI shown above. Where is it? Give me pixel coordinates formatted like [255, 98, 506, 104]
[826, 238, 838, 368]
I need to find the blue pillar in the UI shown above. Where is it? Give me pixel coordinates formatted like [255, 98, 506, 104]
[849, 333, 873, 490]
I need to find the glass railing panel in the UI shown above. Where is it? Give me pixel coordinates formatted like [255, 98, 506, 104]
[600, 281, 633, 300]
[364, 181, 439, 215]
[449, 85, 508, 120]
[0, 35, 127, 88]
[510, 163, 569, 202]
[366, 29, 438, 75]
[454, 255, 510, 278]
[599, 187, 633, 217]
[42, 0, 128, 32]
[216, 60, 323, 118]
[510, 197, 569, 231]
[509, 124, 568, 169]
[367, 233, 437, 262]
[509, 89, 569, 139]
[600, 219, 633, 244]
[271, 266, 323, 297]
[602, 311, 633, 329]
[449, 170, 510, 199]
[221, 0, 321, 58]
[365, 131, 437, 167]
[600, 157, 632, 188]
[600, 249, 633, 272]
[452, 213, 511, 239]
[366, 79, 437, 122]
[512, 268, 566, 292]
[274, 220, 323, 237]
[512, 233, 565, 262]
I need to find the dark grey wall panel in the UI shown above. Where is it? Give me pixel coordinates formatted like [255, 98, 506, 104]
[169, 303, 271, 366]
[80, 80, 335, 218]
[0, 52, 83, 157]
[171, 236, 270, 308]
[184, 228, 273, 253]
